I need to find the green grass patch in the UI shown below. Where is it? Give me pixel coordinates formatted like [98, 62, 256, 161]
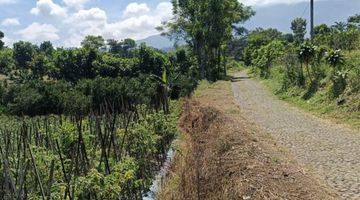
[260, 69, 360, 130]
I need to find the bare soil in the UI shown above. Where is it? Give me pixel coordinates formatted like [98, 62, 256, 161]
[158, 81, 337, 200]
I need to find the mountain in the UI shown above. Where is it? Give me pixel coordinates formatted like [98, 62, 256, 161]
[137, 35, 176, 50]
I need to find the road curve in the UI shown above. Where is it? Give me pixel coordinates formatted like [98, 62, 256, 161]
[231, 71, 360, 199]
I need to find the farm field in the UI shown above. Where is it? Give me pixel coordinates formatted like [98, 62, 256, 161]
[0, 0, 359, 199]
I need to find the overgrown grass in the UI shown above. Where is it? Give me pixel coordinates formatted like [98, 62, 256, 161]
[260, 66, 360, 130]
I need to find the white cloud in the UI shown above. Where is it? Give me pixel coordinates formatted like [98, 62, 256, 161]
[241, 0, 328, 6]
[1, 18, 20, 26]
[67, 7, 107, 26]
[104, 2, 173, 40]
[13, 1, 173, 47]
[64, 7, 107, 46]
[155, 2, 173, 21]
[17, 23, 60, 42]
[0, 0, 16, 5]
[123, 3, 150, 18]
[63, 0, 90, 9]
[105, 15, 158, 40]
[61, 2, 173, 47]
[30, 0, 67, 18]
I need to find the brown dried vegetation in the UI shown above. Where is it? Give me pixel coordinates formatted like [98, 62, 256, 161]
[158, 81, 338, 200]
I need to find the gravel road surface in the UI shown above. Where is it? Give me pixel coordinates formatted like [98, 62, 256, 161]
[231, 71, 360, 199]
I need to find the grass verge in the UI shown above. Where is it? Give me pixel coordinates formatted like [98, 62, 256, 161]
[259, 71, 360, 130]
[157, 80, 337, 199]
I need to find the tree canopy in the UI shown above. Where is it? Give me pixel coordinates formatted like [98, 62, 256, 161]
[163, 0, 254, 80]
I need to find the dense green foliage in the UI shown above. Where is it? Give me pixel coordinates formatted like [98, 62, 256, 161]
[162, 0, 254, 81]
[244, 14, 360, 125]
[0, 32, 198, 199]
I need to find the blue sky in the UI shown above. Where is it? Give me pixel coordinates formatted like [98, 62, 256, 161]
[0, 0, 359, 47]
[0, 0, 172, 47]
[245, 0, 360, 34]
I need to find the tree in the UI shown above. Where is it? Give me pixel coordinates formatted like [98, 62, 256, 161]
[169, 48, 198, 98]
[0, 30, 4, 50]
[252, 40, 285, 78]
[81, 35, 105, 50]
[298, 42, 315, 81]
[0, 48, 15, 74]
[291, 18, 307, 43]
[122, 39, 136, 51]
[243, 28, 283, 65]
[314, 24, 331, 35]
[348, 14, 360, 29]
[330, 24, 359, 50]
[53, 48, 98, 82]
[29, 53, 52, 79]
[13, 41, 37, 69]
[138, 44, 167, 77]
[282, 33, 294, 43]
[39, 41, 54, 58]
[107, 38, 136, 57]
[163, 0, 254, 80]
[326, 49, 346, 97]
[92, 53, 132, 77]
[313, 24, 331, 46]
[107, 39, 121, 54]
[121, 38, 136, 58]
[333, 22, 348, 32]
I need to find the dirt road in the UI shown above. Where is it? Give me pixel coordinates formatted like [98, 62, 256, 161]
[231, 71, 360, 199]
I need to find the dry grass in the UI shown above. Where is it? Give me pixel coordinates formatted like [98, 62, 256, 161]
[158, 81, 338, 200]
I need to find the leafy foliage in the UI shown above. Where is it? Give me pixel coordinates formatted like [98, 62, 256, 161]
[251, 40, 284, 78]
[247, 14, 360, 115]
[0, 32, 197, 199]
[291, 18, 307, 44]
[163, 0, 254, 80]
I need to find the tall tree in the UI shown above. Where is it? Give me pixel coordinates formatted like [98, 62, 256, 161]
[107, 38, 136, 57]
[81, 35, 105, 50]
[13, 41, 37, 69]
[243, 28, 282, 66]
[53, 48, 98, 82]
[39, 41, 54, 58]
[291, 18, 307, 44]
[163, 0, 253, 80]
[29, 53, 52, 79]
[348, 14, 360, 29]
[122, 38, 136, 57]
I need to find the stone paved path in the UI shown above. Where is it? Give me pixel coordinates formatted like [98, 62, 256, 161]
[231, 71, 360, 200]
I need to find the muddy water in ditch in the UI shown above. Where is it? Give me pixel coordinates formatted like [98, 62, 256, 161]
[142, 148, 175, 200]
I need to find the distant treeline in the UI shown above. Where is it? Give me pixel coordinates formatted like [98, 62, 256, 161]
[230, 14, 360, 115]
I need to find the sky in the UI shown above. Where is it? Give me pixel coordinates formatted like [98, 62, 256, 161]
[0, 0, 359, 47]
[245, 0, 360, 34]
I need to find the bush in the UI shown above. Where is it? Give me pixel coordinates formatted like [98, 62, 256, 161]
[252, 40, 285, 78]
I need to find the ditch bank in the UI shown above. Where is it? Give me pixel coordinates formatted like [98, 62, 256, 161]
[157, 81, 337, 199]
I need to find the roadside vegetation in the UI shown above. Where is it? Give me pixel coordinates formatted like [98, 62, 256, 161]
[158, 80, 337, 200]
[1, 0, 357, 198]
[239, 14, 360, 128]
